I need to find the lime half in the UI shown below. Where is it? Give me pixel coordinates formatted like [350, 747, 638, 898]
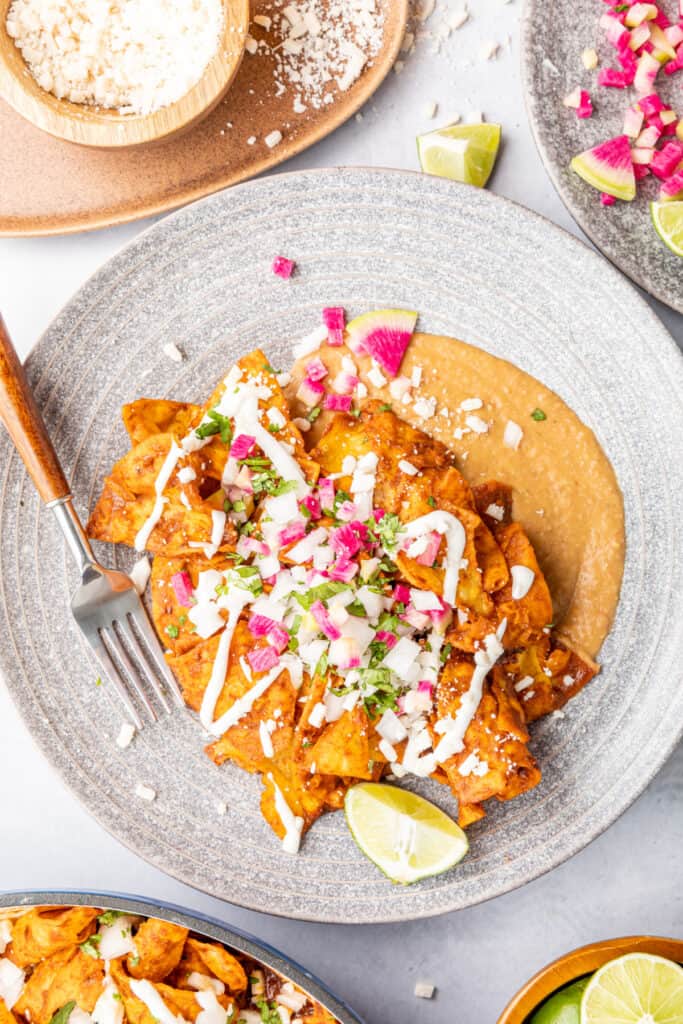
[417, 123, 502, 187]
[651, 201, 683, 257]
[581, 953, 683, 1024]
[530, 978, 589, 1024]
[344, 782, 468, 885]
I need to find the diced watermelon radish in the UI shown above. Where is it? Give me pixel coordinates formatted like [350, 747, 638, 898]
[660, 169, 683, 199]
[638, 92, 666, 117]
[636, 124, 662, 147]
[652, 7, 671, 28]
[375, 630, 398, 649]
[322, 307, 346, 346]
[634, 51, 661, 92]
[324, 393, 353, 412]
[617, 45, 638, 75]
[345, 309, 418, 378]
[649, 23, 677, 58]
[563, 86, 583, 108]
[170, 571, 193, 607]
[624, 106, 645, 137]
[632, 146, 655, 163]
[267, 625, 289, 654]
[598, 67, 632, 87]
[625, 3, 658, 27]
[229, 434, 256, 460]
[601, 192, 617, 205]
[310, 600, 342, 640]
[248, 613, 279, 637]
[326, 557, 358, 583]
[571, 134, 637, 200]
[628, 22, 652, 49]
[650, 141, 683, 178]
[272, 256, 296, 279]
[634, 162, 651, 179]
[248, 646, 279, 673]
[317, 477, 335, 509]
[304, 356, 328, 382]
[661, 109, 679, 125]
[331, 369, 359, 395]
[300, 494, 321, 519]
[576, 90, 593, 118]
[296, 377, 325, 408]
[601, 12, 631, 45]
[666, 25, 683, 47]
[278, 521, 307, 546]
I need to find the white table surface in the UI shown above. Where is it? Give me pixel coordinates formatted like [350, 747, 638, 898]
[1, 3, 682, 1022]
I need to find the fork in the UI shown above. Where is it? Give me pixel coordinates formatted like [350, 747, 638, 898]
[0, 314, 184, 729]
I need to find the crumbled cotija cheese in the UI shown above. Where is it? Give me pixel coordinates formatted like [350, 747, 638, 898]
[6, 0, 225, 115]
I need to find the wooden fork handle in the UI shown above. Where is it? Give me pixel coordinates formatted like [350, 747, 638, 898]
[0, 314, 71, 505]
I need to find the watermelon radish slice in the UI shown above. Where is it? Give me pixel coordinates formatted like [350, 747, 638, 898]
[570, 134, 637, 201]
[346, 309, 418, 378]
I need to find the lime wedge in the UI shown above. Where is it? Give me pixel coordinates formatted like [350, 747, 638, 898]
[417, 123, 502, 187]
[530, 978, 589, 1024]
[581, 953, 683, 1024]
[651, 201, 683, 257]
[344, 782, 468, 884]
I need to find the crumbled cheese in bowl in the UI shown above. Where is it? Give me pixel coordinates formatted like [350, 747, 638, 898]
[6, 0, 225, 115]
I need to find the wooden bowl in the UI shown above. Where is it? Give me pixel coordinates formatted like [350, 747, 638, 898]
[497, 936, 683, 1023]
[0, 0, 249, 147]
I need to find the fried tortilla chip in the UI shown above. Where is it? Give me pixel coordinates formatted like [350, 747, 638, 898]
[501, 635, 599, 722]
[127, 919, 188, 982]
[14, 948, 104, 1024]
[8, 907, 99, 968]
[172, 937, 247, 995]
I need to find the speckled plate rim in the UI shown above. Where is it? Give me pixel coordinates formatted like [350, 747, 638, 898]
[1, 167, 683, 922]
[0, 890, 363, 1023]
[519, 0, 683, 315]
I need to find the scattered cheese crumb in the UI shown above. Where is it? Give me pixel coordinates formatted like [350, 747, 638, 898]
[367, 365, 388, 389]
[479, 39, 499, 61]
[253, 14, 272, 30]
[465, 414, 488, 434]
[162, 342, 184, 363]
[503, 420, 523, 450]
[245, 35, 258, 55]
[413, 396, 437, 420]
[116, 723, 136, 749]
[424, 100, 438, 119]
[398, 459, 419, 476]
[216, 801, 227, 815]
[582, 47, 599, 70]
[414, 982, 436, 999]
[135, 783, 156, 802]
[459, 397, 483, 412]
[485, 503, 505, 522]
[265, 129, 283, 148]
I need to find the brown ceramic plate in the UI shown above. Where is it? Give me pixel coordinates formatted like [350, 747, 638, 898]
[0, 0, 406, 236]
[497, 936, 683, 1023]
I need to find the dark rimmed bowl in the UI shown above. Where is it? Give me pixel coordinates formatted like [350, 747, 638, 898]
[0, 890, 363, 1024]
[497, 935, 683, 1023]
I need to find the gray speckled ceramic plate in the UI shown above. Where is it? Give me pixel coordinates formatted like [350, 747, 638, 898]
[1, 168, 683, 923]
[521, 0, 683, 314]
[0, 892, 362, 1024]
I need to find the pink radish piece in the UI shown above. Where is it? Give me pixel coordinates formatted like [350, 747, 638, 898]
[345, 309, 418, 378]
[598, 67, 633, 86]
[249, 614, 279, 637]
[624, 106, 645, 137]
[601, 192, 617, 205]
[304, 356, 328, 382]
[171, 571, 193, 607]
[248, 646, 279, 673]
[322, 307, 346, 346]
[324, 393, 353, 412]
[577, 90, 593, 118]
[272, 256, 295, 279]
[660, 170, 683, 199]
[634, 51, 660, 93]
[229, 434, 256, 460]
[296, 377, 325, 408]
[267, 625, 289, 654]
[650, 141, 683, 178]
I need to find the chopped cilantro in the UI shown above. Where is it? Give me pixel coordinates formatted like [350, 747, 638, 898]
[531, 408, 547, 422]
[223, 499, 232, 513]
[313, 653, 328, 678]
[294, 580, 349, 609]
[262, 362, 278, 373]
[79, 934, 101, 958]
[368, 759, 375, 772]
[440, 642, 453, 665]
[232, 499, 246, 513]
[178, 614, 187, 625]
[256, 1000, 281, 1024]
[130, 955, 140, 967]
[195, 409, 233, 444]
[95, 676, 103, 687]
[307, 406, 322, 423]
[97, 909, 124, 926]
[302, 738, 313, 749]
[165, 624, 179, 639]
[346, 599, 367, 617]
[427, 496, 436, 508]
[350, 408, 361, 418]
[372, 512, 403, 551]
[49, 1004, 77, 1024]
[267, 423, 281, 433]
[378, 403, 392, 413]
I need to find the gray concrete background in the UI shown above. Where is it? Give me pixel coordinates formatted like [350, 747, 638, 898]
[1, 2, 682, 1020]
